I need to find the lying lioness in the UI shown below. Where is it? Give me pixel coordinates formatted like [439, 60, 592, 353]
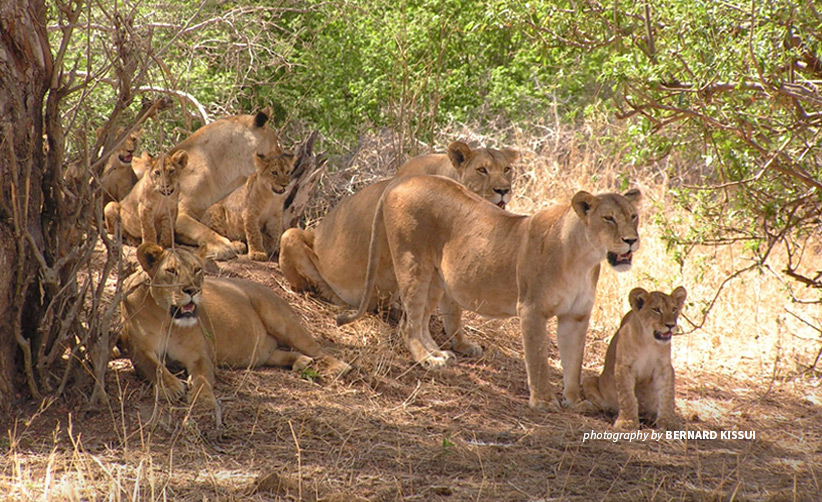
[583, 287, 687, 430]
[120, 242, 351, 411]
[338, 175, 641, 410]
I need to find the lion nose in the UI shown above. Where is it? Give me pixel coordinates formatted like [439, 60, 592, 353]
[665, 322, 677, 330]
[183, 286, 199, 297]
[494, 188, 510, 197]
[622, 237, 637, 247]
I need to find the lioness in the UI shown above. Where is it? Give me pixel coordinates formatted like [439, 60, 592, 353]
[171, 111, 282, 260]
[338, 175, 641, 410]
[583, 287, 687, 430]
[279, 141, 517, 312]
[99, 128, 142, 206]
[121, 242, 351, 411]
[201, 151, 294, 261]
[104, 150, 188, 247]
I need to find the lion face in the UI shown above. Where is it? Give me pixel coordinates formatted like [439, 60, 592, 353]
[254, 152, 293, 194]
[572, 189, 641, 272]
[117, 130, 141, 165]
[447, 141, 518, 209]
[629, 287, 687, 344]
[146, 151, 188, 197]
[137, 242, 204, 328]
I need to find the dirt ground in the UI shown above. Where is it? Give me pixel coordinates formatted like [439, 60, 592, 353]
[2, 127, 821, 501]
[2, 251, 820, 502]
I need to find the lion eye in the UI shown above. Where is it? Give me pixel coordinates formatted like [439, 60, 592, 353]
[153, 170, 161, 177]
[631, 214, 638, 221]
[604, 215, 616, 223]
[652, 308, 662, 314]
[166, 267, 177, 276]
[477, 167, 488, 175]
[504, 166, 511, 173]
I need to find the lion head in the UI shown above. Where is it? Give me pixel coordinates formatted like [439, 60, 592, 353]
[572, 189, 641, 272]
[628, 286, 687, 343]
[136, 242, 204, 328]
[143, 150, 188, 197]
[447, 141, 518, 209]
[254, 151, 294, 195]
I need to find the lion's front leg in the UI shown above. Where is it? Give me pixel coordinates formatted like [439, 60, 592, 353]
[243, 208, 268, 261]
[104, 201, 121, 236]
[556, 313, 590, 407]
[130, 347, 186, 400]
[614, 365, 639, 430]
[176, 210, 244, 260]
[138, 204, 158, 245]
[184, 352, 217, 410]
[518, 304, 561, 411]
[654, 363, 679, 430]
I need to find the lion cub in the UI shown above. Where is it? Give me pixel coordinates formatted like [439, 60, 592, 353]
[99, 128, 142, 206]
[201, 152, 293, 261]
[104, 150, 188, 247]
[583, 286, 687, 430]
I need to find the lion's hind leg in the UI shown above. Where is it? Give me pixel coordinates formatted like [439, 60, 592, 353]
[279, 228, 346, 305]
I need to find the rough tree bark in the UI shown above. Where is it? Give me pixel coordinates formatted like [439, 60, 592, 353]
[0, 0, 52, 412]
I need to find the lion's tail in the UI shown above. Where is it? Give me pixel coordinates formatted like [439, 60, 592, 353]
[335, 189, 387, 327]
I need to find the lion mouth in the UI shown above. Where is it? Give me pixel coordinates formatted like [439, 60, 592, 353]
[119, 152, 133, 164]
[654, 329, 673, 342]
[170, 302, 198, 321]
[158, 187, 175, 196]
[272, 185, 287, 194]
[607, 250, 633, 268]
[497, 200, 506, 210]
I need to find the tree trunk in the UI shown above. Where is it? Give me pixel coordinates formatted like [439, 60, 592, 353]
[0, 0, 53, 412]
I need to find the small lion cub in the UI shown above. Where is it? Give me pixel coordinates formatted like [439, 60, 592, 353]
[583, 286, 687, 430]
[201, 151, 294, 261]
[104, 150, 188, 247]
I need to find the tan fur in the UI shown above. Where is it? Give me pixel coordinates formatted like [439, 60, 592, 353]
[583, 287, 686, 430]
[99, 128, 142, 206]
[279, 141, 518, 349]
[121, 243, 351, 412]
[170, 111, 282, 260]
[338, 175, 641, 410]
[201, 152, 294, 261]
[104, 151, 188, 247]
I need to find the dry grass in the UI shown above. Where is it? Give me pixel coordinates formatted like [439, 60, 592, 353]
[1, 122, 821, 501]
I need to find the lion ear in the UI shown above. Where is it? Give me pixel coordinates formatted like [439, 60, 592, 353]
[623, 188, 642, 205]
[501, 148, 519, 165]
[571, 191, 598, 222]
[171, 150, 188, 169]
[255, 108, 271, 128]
[447, 141, 472, 171]
[137, 242, 165, 274]
[671, 286, 687, 308]
[629, 288, 649, 312]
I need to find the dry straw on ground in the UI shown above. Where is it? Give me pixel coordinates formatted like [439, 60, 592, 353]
[1, 123, 820, 501]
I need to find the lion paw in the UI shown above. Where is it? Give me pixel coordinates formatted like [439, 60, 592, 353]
[529, 396, 562, 412]
[452, 340, 483, 357]
[202, 242, 239, 261]
[614, 417, 639, 431]
[655, 416, 681, 431]
[292, 355, 314, 372]
[419, 350, 455, 370]
[231, 241, 248, 255]
[249, 250, 268, 261]
[158, 375, 186, 401]
[571, 399, 599, 414]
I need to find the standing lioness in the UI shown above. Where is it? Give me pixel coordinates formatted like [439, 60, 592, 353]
[583, 287, 687, 430]
[280, 141, 517, 309]
[338, 175, 641, 410]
